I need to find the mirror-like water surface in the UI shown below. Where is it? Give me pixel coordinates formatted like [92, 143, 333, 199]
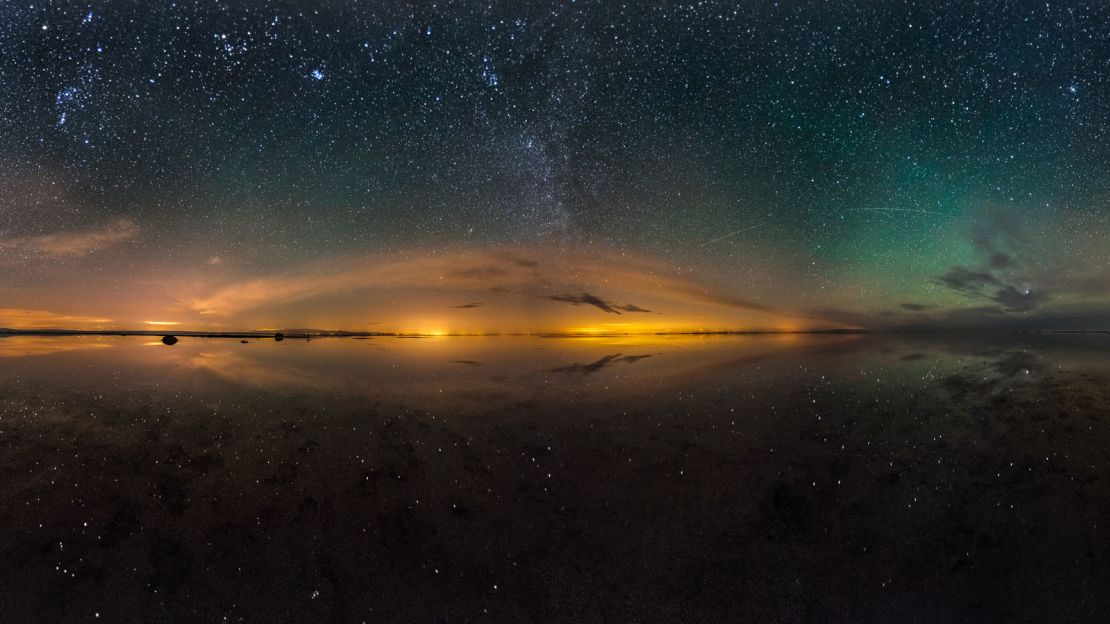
[1, 334, 1108, 622]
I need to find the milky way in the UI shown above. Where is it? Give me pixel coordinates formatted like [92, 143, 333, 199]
[2, 1, 1109, 331]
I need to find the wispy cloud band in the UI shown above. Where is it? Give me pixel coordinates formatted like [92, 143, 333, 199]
[0, 218, 139, 259]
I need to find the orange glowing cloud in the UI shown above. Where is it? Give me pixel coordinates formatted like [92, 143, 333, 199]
[179, 244, 828, 333]
[0, 308, 112, 329]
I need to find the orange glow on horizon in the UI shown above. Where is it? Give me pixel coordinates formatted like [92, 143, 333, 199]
[2, 243, 865, 336]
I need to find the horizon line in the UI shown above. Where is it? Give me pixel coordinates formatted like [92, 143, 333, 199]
[2, 328, 1109, 339]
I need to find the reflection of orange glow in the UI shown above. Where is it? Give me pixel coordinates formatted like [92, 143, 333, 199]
[184, 350, 327, 388]
[565, 322, 673, 335]
[390, 329, 450, 336]
[0, 336, 112, 357]
[143, 320, 180, 326]
[561, 320, 733, 335]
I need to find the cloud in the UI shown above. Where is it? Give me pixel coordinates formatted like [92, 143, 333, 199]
[444, 266, 510, 280]
[549, 292, 620, 314]
[990, 285, 1048, 313]
[933, 207, 1064, 315]
[935, 265, 1049, 314]
[449, 302, 483, 309]
[0, 308, 111, 329]
[0, 218, 139, 259]
[989, 252, 1013, 269]
[936, 266, 1000, 293]
[503, 256, 539, 268]
[180, 244, 822, 331]
[185, 249, 637, 318]
[900, 302, 933, 312]
[906, 206, 1110, 325]
[549, 292, 651, 315]
[186, 250, 531, 317]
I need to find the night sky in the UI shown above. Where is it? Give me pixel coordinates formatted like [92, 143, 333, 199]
[2, 0, 1109, 333]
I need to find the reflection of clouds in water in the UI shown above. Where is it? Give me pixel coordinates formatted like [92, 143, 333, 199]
[3, 336, 1110, 620]
[991, 350, 1046, 378]
[7, 334, 1100, 416]
[128, 335, 819, 412]
[551, 353, 651, 375]
[0, 336, 112, 357]
[940, 349, 1052, 402]
[184, 350, 328, 389]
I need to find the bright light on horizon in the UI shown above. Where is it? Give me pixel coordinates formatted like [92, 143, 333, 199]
[143, 321, 180, 326]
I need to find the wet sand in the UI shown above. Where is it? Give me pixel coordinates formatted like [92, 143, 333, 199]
[0, 334, 1108, 622]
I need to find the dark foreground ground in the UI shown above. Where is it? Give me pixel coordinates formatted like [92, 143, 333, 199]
[0, 333, 1107, 623]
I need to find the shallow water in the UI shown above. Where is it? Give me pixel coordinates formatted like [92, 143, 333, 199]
[1, 333, 1108, 622]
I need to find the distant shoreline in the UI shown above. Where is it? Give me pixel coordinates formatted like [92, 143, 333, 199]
[0, 329, 862, 339]
[1, 328, 1108, 339]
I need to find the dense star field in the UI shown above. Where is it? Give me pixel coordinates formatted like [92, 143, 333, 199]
[1, 0, 1109, 331]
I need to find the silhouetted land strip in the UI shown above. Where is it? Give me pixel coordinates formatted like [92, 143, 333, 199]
[1021, 329, 1110, 334]
[0, 329, 385, 339]
[1, 328, 878, 338]
[2, 328, 1109, 339]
